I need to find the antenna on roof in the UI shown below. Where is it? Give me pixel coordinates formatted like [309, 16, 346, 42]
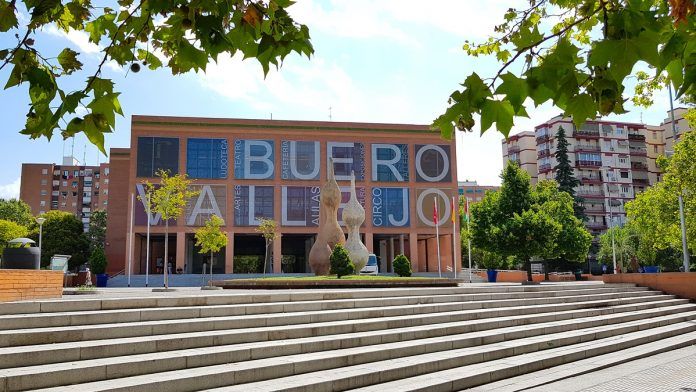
[83, 144, 87, 166]
[329, 106, 332, 121]
[270, 113, 273, 120]
[640, 112, 643, 124]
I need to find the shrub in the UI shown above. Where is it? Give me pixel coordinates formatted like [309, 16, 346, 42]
[233, 255, 263, 273]
[330, 244, 354, 278]
[393, 254, 412, 277]
[89, 247, 107, 275]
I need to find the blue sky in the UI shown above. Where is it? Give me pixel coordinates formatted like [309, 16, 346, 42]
[0, 0, 676, 198]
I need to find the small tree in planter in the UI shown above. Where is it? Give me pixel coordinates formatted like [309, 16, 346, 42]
[89, 247, 108, 287]
[255, 218, 278, 274]
[330, 244, 354, 279]
[145, 170, 198, 290]
[195, 215, 228, 288]
[393, 254, 412, 277]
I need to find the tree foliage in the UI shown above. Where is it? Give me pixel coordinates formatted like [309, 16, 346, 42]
[471, 163, 591, 280]
[87, 209, 107, 250]
[553, 126, 585, 219]
[0, 0, 313, 152]
[255, 217, 277, 273]
[329, 243, 354, 279]
[0, 219, 29, 255]
[89, 246, 107, 274]
[392, 254, 412, 277]
[597, 225, 638, 272]
[145, 170, 198, 223]
[625, 116, 696, 267]
[31, 210, 89, 269]
[433, 1, 696, 139]
[195, 214, 227, 255]
[0, 198, 34, 228]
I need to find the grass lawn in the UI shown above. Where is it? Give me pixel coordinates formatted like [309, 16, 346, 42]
[239, 275, 429, 281]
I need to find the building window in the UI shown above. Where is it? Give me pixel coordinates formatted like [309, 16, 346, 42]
[137, 137, 179, 177]
[654, 145, 658, 153]
[72, 181, 78, 188]
[41, 179, 47, 186]
[186, 138, 228, 179]
[104, 168, 109, 176]
[71, 202, 76, 207]
[621, 185, 630, 193]
[73, 170, 79, 177]
[72, 192, 77, 197]
[620, 171, 629, 179]
[62, 181, 67, 187]
[63, 170, 69, 178]
[41, 168, 48, 175]
[652, 131, 657, 139]
[40, 190, 47, 196]
[619, 157, 627, 164]
[40, 201, 46, 207]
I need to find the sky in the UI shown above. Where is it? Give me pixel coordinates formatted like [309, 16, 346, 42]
[0, 0, 677, 199]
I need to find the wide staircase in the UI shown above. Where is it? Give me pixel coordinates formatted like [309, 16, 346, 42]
[0, 283, 694, 391]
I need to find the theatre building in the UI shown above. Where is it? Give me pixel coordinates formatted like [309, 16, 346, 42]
[105, 116, 460, 275]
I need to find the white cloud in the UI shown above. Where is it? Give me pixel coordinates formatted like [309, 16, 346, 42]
[0, 178, 21, 200]
[44, 26, 100, 54]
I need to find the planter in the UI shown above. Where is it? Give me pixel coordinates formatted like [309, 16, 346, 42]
[96, 273, 109, 287]
[643, 266, 660, 273]
[574, 270, 583, 281]
[486, 269, 498, 283]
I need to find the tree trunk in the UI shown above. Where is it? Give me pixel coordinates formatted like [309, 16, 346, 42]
[544, 260, 550, 281]
[263, 241, 268, 275]
[210, 250, 214, 285]
[164, 220, 169, 289]
[525, 259, 533, 282]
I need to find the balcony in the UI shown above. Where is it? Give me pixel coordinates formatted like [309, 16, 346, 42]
[575, 129, 600, 138]
[539, 163, 552, 172]
[584, 204, 606, 214]
[633, 178, 649, 185]
[580, 176, 603, 184]
[629, 146, 648, 156]
[538, 149, 551, 158]
[628, 133, 646, 141]
[575, 144, 600, 152]
[577, 189, 605, 198]
[508, 145, 520, 153]
[631, 162, 648, 171]
[576, 160, 602, 168]
[536, 134, 550, 143]
[586, 221, 607, 229]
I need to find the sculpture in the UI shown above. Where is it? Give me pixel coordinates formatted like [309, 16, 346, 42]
[342, 171, 369, 272]
[308, 158, 345, 275]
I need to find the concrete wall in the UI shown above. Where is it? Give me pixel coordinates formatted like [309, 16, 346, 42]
[604, 273, 696, 300]
[0, 270, 63, 302]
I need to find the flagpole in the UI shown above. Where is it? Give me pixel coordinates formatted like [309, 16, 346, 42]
[434, 196, 442, 278]
[466, 197, 472, 283]
[127, 192, 135, 287]
[452, 196, 457, 280]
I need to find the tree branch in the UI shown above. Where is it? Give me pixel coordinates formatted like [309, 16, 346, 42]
[0, 29, 31, 71]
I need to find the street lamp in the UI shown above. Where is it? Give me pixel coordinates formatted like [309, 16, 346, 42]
[602, 167, 617, 274]
[36, 217, 46, 257]
[668, 84, 690, 272]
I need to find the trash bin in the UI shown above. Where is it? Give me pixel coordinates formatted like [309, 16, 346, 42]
[96, 274, 109, 287]
[1, 238, 40, 269]
[574, 269, 583, 281]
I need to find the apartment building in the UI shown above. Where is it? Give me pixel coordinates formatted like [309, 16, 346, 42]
[662, 107, 692, 152]
[19, 156, 110, 231]
[458, 181, 500, 204]
[500, 131, 538, 183]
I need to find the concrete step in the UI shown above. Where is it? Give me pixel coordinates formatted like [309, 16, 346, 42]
[347, 328, 696, 392]
[0, 291, 671, 347]
[1, 302, 693, 390]
[26, 309, 696, 392]
[0, 286, 652, 330]
[0, 297, 685, 370]
[0, 283, 639, 315]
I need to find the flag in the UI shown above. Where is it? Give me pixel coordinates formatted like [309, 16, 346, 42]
[433, 198, 439, 225]
[451, 196, 456, 225]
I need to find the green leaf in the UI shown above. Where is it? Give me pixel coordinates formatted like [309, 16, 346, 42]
[57, 48, 83, 75]
[136, 49, 163, 70]
[170, 40, 208, 73]
[0, 0, 18, 32]
[480, 99, 514, 136]
[461, 73, 491, 107]
[564, 93, 595, 129]
[666, 59, 683, 92]
[82, 114, 107, 155]
[495, 72, 528, 112]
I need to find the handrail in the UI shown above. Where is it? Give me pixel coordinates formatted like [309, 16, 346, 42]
[109, 269, 125, 278]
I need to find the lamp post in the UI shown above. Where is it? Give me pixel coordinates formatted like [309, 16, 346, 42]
[36, 217, 46, 257]
[603, 167, 617, 274]
[668, 84, 690, 272]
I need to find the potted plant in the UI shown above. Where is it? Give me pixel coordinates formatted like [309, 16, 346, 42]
[478, 251, 505, 283]
[89, 248, 108, 287]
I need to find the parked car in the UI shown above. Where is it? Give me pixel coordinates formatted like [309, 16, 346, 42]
[359, 254, 379, 275]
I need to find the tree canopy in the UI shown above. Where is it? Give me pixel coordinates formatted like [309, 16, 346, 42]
[1, 0, 313, 152]
[31, 210, 89, 269]
[553, 126, 585, 219]
[0, 219, 29, 255]
[433, 0, 696, 139]
[87, 209, 107, 250]
[195, 214, 227, 256]
[0, 198, 35, 228]
[471, 163, 591, 280]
